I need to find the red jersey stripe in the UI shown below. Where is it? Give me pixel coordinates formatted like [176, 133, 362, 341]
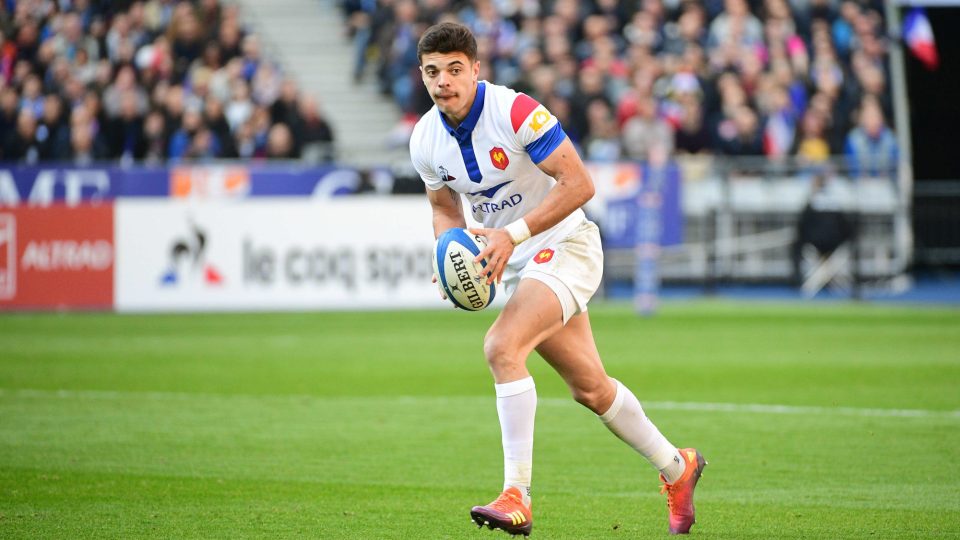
[510, 93, 540, 133]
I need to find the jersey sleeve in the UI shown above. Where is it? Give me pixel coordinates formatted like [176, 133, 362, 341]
[409, 126, 443, 191]
[509, 93, 567, 165]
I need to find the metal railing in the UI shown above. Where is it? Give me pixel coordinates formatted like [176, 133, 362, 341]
[601, 155, 909, 297]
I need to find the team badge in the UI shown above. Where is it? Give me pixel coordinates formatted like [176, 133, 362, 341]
[489, 147, 509, 170]
[533, 248, 554, 264]
[439, 165, 456, 182]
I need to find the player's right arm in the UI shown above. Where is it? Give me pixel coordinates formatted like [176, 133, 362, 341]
[411, 121, 464, 302]
[426, 185, 467, 238]
[426, 184, 466, 303]
[410, 121, 466, 238]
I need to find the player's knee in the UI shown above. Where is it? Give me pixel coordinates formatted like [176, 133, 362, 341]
[571, 380, 616, 414]
[483, 331, 520, 371]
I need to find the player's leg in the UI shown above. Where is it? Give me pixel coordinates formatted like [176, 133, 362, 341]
[470, 278, 564, 535]
[534, 312, 685, 477]
[535, 313, 707, 534]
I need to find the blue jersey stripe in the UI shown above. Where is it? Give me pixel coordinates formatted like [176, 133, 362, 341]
[439, 83, 487, 184]
[525, 123, 566, 164]
[459, 140, 483, 182]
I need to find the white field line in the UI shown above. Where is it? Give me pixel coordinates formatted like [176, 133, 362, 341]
[1, 388, 958, 420]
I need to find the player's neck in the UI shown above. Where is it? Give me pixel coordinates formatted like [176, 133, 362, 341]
[442, 103, 471, 128]
[442, 111, 466, 128]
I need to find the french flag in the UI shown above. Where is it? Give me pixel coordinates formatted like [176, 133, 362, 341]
[903, 8, 939, 70]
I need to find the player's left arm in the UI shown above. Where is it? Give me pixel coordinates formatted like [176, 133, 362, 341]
[524, 137, 596, 234]
[471, 137, 595, 283]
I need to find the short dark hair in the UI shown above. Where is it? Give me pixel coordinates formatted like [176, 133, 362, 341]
[417, 22, 477, 64]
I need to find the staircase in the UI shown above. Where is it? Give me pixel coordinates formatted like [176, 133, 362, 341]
[233, 0, 407, 166]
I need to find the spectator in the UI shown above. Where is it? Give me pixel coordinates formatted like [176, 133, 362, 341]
[266, 122, 297, 159]
[761, 84, 798, 158]
[103, 64, 148, 118]
[569, 65, 609, 144]
[183, 126, 219, 161]
[234, 119, 259, 159]
[582, 98, 622, 161]
[225, 79, 253, 132]
[248, 105, 272, 152]
[169, 4, 205, 78]
[2, 108, 43, 163]
[270, 78, 300, 128]
[209, 56, 242, 103]
[251, 62, 281, 107]
[0, 86, 19, 134]
[377, 0, 420, 112]
[343, 0, 376, 82]
[716, 105, 764, 156]
[622, 94, 674, 160]
[14, 19, 41, 67]
[138, 109, 168, 163]
[104, 89, 145, 161]
[662, 3, 708, 55]
[106, 12, 142, 63]
[845, 95, 897, 178]
[162, 83, 185, 133]
[143, 0, 176, 36]
[37, 94, 69, 160]
[68, 106, 108, 165]
[216, 12, 243, 61]
[296, 95, 335, 162]
[71, 47, 98, 85]
[19, 73, 44, 116]
[168, 106, 209, 160]
[674, 96, 710, 154]
[794, 108, 831, 165]
[50, 12, 100, 62]
[203, 97, 236, 157]
[708, 0, 764, 51]
[239, 34, 262, 81]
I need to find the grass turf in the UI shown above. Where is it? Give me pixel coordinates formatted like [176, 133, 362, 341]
[0, 301, 958, 538]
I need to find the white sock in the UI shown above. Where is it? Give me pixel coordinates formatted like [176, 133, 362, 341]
[598, 379, 686, 483]
[495, 376, 536, 507]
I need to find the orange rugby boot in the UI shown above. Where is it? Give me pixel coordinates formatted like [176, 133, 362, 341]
[660, 448, 707, 535]
[470, 486, 532, 536]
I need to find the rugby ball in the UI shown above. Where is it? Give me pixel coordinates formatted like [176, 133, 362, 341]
[433, 228, 496, 311]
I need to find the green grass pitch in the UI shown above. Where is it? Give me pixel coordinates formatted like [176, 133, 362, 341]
[1, 301, 958, 538]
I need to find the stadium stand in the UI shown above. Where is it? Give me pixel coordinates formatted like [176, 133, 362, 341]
[0, 0, 335, 164]
[345, 0, 895, 168]
[0, 0, 896, 169]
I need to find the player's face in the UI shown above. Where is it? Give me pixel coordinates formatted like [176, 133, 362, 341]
[420, 52, 480, 125]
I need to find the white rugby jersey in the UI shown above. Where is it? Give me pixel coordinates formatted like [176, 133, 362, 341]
[410, 81, 586, 268]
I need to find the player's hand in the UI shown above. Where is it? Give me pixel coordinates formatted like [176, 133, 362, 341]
[469, 227, 514, 285]
[432, 273, 448, 300]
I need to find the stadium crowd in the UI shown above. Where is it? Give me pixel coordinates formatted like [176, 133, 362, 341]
[345, 0, 898, 175]
[0, 0, 899, 175]
[0, 0, 335, 164]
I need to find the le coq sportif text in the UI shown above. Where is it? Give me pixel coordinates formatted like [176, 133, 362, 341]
[243, 239, 432, 290]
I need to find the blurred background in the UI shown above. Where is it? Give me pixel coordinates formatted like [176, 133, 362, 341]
[1, 4, 958, 537]
[0, 0, 958, 311]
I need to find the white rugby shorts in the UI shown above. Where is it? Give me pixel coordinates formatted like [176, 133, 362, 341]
[503, 220, 603, 324]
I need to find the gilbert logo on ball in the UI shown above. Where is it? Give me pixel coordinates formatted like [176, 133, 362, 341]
[433, 228, 496, 311]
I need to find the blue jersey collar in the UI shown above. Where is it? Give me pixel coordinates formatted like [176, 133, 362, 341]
[439, 82, 485, 143]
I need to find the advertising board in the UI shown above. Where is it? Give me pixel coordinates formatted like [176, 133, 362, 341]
[0, 205, 114, 309]
[114, 198, 451, 311]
